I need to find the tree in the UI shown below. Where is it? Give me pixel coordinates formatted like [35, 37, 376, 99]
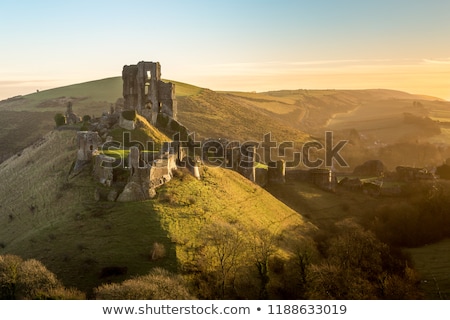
[327, 219, 387, 280]
[199, 221, 246, 298]
[250, 229, 278, 299]
[54, 113, 66, 127]
[290, 237, 317, 298]
[307, 263, 377, 299]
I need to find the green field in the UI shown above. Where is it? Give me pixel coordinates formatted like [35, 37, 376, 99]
[407, 238, 450, 299]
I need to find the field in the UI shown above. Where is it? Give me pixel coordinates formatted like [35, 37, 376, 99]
[408, 239, 450, 299]
[327, 98, 450, 145]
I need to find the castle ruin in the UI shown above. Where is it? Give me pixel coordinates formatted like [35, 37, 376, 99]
[122, 61, 177, 125]
[69, 60, 292, 202]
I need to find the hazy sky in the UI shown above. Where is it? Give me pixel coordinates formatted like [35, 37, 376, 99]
[1, 0, 449, 100]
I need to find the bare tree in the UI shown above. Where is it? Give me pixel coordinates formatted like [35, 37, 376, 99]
[200, 221, 246, 298]
[250, 229, 278, 299]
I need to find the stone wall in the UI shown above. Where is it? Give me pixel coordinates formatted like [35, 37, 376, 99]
[116, 147, 178, 202]
[76, 131, 102, 162]
[93, 154, 114, 186]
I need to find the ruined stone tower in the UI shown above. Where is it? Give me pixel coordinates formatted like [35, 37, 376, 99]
[122, 61, 177, 125]
[76, 131, 101, 162]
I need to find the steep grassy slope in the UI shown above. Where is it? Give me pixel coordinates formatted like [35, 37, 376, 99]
[0, 130, 177, 295]
[154, 166, 313, 267]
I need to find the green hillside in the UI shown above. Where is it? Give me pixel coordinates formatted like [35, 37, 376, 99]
[0, 124, 312, 296]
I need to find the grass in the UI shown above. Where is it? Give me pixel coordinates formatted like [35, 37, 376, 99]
[327, 98, 450, 146]
[0, 110, 55, 162]
[108, 114, 171, 150]
[0, 77, 202, 113]
[99, 149, 158, 159]
[153, 166, 313, 267]
[407, 238, 450, 299]
[224, 91, 299, 115]
[176, 89, 310, 142]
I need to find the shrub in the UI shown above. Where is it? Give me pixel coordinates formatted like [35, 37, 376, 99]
[94, 268, 194, 300]
[0, 255, 85, 299]
[99, 266, 128, 278]
[121, 110, 137, 121]
[82, 115, 91, 123]
[54, 113, 66, 127]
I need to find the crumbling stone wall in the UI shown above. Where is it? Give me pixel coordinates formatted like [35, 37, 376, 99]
[122, 61, 177, 125]
[76, 131, 101, 162]
[93, 154, 114, 186]
[116, 146, 178, 202]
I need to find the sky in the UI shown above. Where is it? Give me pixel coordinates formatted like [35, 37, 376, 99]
[0, 0, 449, 100]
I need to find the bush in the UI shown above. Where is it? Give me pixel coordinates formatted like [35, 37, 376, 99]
[94, 268, 194, 300]
[54, 113, 66, 127]
[0, 254, 85, 299]
[150, 242, 166, 260]
[121, 110, 137, 121]
[82, 115, 91, 123]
